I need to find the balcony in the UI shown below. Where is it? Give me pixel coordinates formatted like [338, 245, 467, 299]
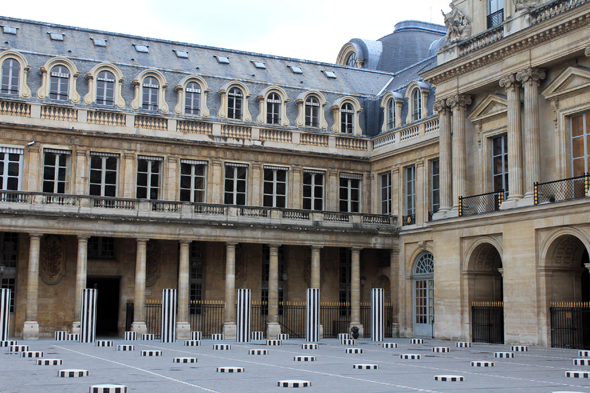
[459, 190, 505, 217]
[534, 174, 589, 205]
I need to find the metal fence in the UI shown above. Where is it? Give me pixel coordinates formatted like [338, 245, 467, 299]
[550, 303, 590, 350]
[535, 174, 589, 205]
[189, 300, 225, 338]
[459, 190, 504, 217]
[471, 302, 504, 344]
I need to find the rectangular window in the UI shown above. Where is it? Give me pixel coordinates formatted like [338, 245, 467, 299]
[303, 171, 324, 211]
[224, 164, 247, 205]
[380, 172, 391, 215]
[405, 166, 415, 216]
[0, 148, 23, 191]
[136, 156, 162, 200]
[0, 232, 18, 313]
[571, 113, 590, 177]
[431, 159, 440, 214]
[263, 167, 287, 208]
[89, 153, 118, 197]
[87, 236, 115, 259]
[43, 150, 70, 194]
[180, 161, 207, 203]
[339, 174, 361, 213]
[492, 134, 508, 192]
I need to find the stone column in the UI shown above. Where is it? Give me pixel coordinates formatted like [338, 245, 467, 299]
[433, 100, 452, 217]
[327, 170, 338, 211]
[210, 159, 223, 204]
[74, 150, 87, 195]
[176, 240, 191, 339]
[350, 247, 363, 337]
[291, 166, 303, 209]
[71, 235, 89, 334]
[311, 245, 322, 289]
[500, 74, 523, 202]
[389, 248, 400, 337]
[516, 68, 546, 203]
[131, 238, 148, 335]
[23, 233, 42, 340]
[447, 95, 471, 212]
[266, 244, 282, 338]
[223, 242, 238, 339]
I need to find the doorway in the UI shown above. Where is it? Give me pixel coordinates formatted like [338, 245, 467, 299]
[87, 277, 120, 337]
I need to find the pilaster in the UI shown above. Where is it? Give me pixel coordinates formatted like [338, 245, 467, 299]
[447, 94, 471, 213]
[500, 74, 524, 207]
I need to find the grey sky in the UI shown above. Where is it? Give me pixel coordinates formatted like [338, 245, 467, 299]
[1, 0, 451, 63]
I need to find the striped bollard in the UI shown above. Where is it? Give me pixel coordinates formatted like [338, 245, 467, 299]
[80, 289, 97, 343]
[161, 289, 176, 343]
[371, 288, 384, 342]
[0, 289, 10, 341]
[236, 289, 251, 343]
[306, 288, 320, 342]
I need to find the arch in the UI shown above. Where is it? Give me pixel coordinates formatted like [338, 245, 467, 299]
[376, 274, 391, 300]
[412, 250, 434, 337]
[464, 237, 504, 272]
[404, 81, 430, 123]
[413, 251, 434, 275]
[335, 39, 382, 70]
[218, 81, 252, 121]
[174, 75, 211, 116]
[130, 69, 169, 113]
[84, 63, 125, 109]
[256, 85, 290, 126]
[540, 227, 590, 268]
[37, 57, 80, 103]
[380, 92, 404, 133]
[295, 90, 328, 129]
[0, 50, 31, 98]
[331, 96, 363, 135]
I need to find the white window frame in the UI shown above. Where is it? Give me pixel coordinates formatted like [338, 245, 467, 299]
[43, 149, 71, 194]
[185, 82, 201, 115]
[305, 96, 320, 127]
[0, 148, 23, 191]
[263, 167, 288, 208]
[96, 70, 115, 106]
[492, 134, 509, 192]
[142, 76, 159, 111]
[1, 58, 20, 96]
[228, 87, 243, 120]
[224, 163, 248, 205]
[412, 88, 422, 122]
[405, 166, 416, 216]
[136, 156, 162, 200]
[380, 172, 391, 215]
[50, 65, 70, 101]
[303, 171, 324, 211]
[180, 160, 207, 203]
[430, 159, 440, 214]
[266, 92, 281, 125]
[89, 153, 119, 197]
[341, 102, 354, 134]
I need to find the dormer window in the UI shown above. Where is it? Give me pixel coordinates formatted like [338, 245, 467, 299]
[228, 87, 243, 119]
[1, 58, 20, 96]
[50, 65, 70, 101]
[412, 88, 422, 121]
[216, 56, 230, 64]
[91, 38, 107, 47]
[305, 96, 320, 127]
[134, 45, 149, 53]
[267, 92, 281, 124]
[142, 76, 159, 111]
[341, 103, 354, 133]
[174, 50, 189, 59]
[288, 65, 303, 74]
[2, 26, 17, 35]
[322, 71, 337, 79]
[252, 61, 266, 69]
[185, 82, 201, 115]
[96, 70, 115, 106]
[387, 99, 395, 130]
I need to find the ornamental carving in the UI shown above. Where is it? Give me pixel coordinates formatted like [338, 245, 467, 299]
[41, 235, 65, 285]
[499, 74, 519, 90]
[514, 0, 538, 11]
[146, 240, 161, 287]
[433, 99, 451, 114]
[442, 3, 472, 46]
[515, 68, 546, 85]
[446, 94, 472, 108]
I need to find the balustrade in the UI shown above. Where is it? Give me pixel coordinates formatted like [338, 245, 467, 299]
[260, 129, 292, 143]
[177, 120, 213, 135]
[221, 125, 251, 139]
[335, 137, 368, 151]
[40, 105, 78, 122]
[135, 115, 168, 131]
[87, 111, 126, 127]
[300, 133, 328, 147]
[0, 100, 31, 117]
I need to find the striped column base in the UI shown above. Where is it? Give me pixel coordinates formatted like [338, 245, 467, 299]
[566, 371, 590, 378]
[54, 331, 68, 340]
[116, 345, 134, 351]
[248, 349, 268, 355]
[277, 334, 289, 341]
[267, 340, 282, 346]
[353, 364, 378, 369]
[410, 339, 423, 344]
[213, 344, 231, 350]
[382, 343, 397, 349]
[0, 340, 17, 347]
[67, 333, 79, 341]
[511, 346, 528, 352]
[96, 340, 113, 347]
[432, 347, 450, 353]
[37, 359, 62, 365]
[338, 333, 350, 340]
[21, 351, 43, 358]
[89, 384, 128, 393]
[341, 339, 355, 345]
[58, 369, 89, 378]
[173, 357, 197, 363]
[574, 359, 590, 366]
[345, 348, 363, 354]
[185, 340, 201, 346]
[471, 361, 494, 367]
[191, 331, 202, 340]
[141, 334, 155, 341]
[400, 354, 421, 360]
[456, 342, 472, 348]
[278, 380, 311, 388]
[301, 344, 318, 350]
[294, 356, 315, 362]
[494, 352, 514, 358]
[211, 333, 224, 340]
[579, 350, 590, 357]
[434, 375, 464, 382]
[141, 350, 162, 357]
[251, 331, 264, 340]
[217, 367, 244, 373]
[124, 331, 137, 341]
[8, 345, 29, 353]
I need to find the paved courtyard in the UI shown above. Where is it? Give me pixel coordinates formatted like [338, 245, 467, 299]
[2, 338, 590, 393]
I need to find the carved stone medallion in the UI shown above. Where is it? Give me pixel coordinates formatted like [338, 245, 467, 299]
[41, 235, 65, 285]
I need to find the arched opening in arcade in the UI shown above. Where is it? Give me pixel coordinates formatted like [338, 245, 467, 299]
[413, 251, 434, 338]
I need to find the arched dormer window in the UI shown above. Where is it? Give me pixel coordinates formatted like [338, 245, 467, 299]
[218, 81, 252, 121]
[295, 91, 328, 129]
[0, 51, 30, 98]
[228, 87, 243, 119]
[267, 92, 281, 124]
[174, 76, 210, 117]
[37, 58, 80, 103]
[131, 70, 169, 113]
[387, 99, 395, 130]
[330, 96, 363, 135]
[306, 96, 320, 127]
[257, 87, 290, 126]
[412, 88, 422, 121]
[380, 92, 404, 133]
[84, 63, 125, 109]
[404, 81, 430, 124]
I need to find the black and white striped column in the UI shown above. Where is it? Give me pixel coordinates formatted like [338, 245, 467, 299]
[371, 288, 384, 342]
[161, 289, 176, 343]
[0, 289, 10, 341]
[80, 289, 97, 343]
[236, 289, 251, 343]
[306, 288, 320, 343]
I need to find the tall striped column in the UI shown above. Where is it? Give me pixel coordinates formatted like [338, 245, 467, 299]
[306, 288, 320, 343]
[80, 289, 97, 343]
[161, 289, 177, 343]
[371, 288, 384, 342]
[0, 289, 10, 341]
[236, 289, 251, 343]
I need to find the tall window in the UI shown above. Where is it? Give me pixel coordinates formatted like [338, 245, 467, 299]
[49, 65, 70, 101]
[1, 58, 20, 95]
[89, 154, 118, 197]
[341, 103, 354, 133]
[303, 171, 324, 210]
[488, 0, 504, 28]
[414, 252, 434, 331]
[339, 248, 351, 316]
[492, 134, 508, 192]
[87, 237, 115, 259]
[412, 88, 422, 121]
[224, 164, 247, 205]
[189, 242, 204, 313]
[180, 161, 207, 203]
[571, 113, 590, 176]
[431, 159, 440, 215]
[43, 150, 70, 194]
[228, 87, 243, 119]
[96, 70, 115, 106]
[142, 76, 159, 111]
[0, 149, 23, 191]
[136, 157, 162, 200]
[305, 96, 320, 127]
[387, 99, 395, 130]
[266, 92, 281, 124]
[380, 172, 391, 215]
[0, 232, 18, 313]
[261, 245, 285, 315]
[405, 166, 416, 217]
[263, 168, 287, 208]
[339, 175, 361, 213]
[185, 82, 201, 115]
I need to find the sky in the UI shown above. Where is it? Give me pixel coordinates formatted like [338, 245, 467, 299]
[1, 0, 452, 63]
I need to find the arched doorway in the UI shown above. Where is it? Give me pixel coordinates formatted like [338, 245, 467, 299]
[413, 252, 434, 337]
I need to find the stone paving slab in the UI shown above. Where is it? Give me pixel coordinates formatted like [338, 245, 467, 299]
[1, 339, 590, 392]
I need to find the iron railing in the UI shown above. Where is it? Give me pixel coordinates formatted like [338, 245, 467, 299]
[550, 302, 590, 350]
[487, 9, 504, 29]
[471, 301, 504, 344]
[189, 300, 225, 338]
[402, 214, 415, 226]
[534, 174, 589, 205]
[459, 190, 504, 217]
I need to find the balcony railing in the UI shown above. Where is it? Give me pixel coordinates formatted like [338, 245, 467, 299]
[373, 116, 439, 150]
[531, 0, 589, 25]
[534, 174, 589, 205]
[487, 9, 504, 29]
[459, 190, 505, 217]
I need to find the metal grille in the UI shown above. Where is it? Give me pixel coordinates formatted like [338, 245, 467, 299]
[472, 302, 504, 344]
[550, 303, 590, 349]
[188, 301, 224, 338]
[487, 9, 504, 28]
[459, 190, 504, 217]
[534, 174, 589, 205]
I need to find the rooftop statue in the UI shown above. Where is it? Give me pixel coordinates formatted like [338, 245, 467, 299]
[442, 3, 472, 46]
[514, 0, 538, 11]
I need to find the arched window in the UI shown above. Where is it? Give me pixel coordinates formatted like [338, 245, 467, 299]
[305, 96, 320, 127]
[346, 52, 358, 68]
[414, 252, 434, 275]
[228, 87, 243, 119]
[185, 82, 201, 115]
[50, 65, 70, 101]
[266, 92, 281, 124]
[387, 99, 395, 130]
[96, 70, 115, 106]
[1, 58, 20, 95]
[142, 76, 159, 111]
[413, 251, 434, 337]
[412, 88, 422, 121]
[341, 103, 354, 133]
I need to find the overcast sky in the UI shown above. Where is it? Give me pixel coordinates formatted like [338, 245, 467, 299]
[1, 0, 451, 63]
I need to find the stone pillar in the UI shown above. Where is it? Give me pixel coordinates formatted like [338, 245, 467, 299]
[176, 240, 191, 339]
[223, 242, 238, 339]
[74, 150, 87, 195]
[291, 166, 303, 209]
[350, 247, 363, 337]
[71, 235, 89, 334]
[447, 95, 471, 212]
[23, 233, 42, 340]
[516, 68, 546, 203]
[250, 163, 262, 207]
[266, 244, 282, 338]
[165, 157, 179, 201]
[131, 238, 148, 335]
[327, 170, 338, 211]
[433, 100, 452, 218]
[123, 152, 135, 198]
[311, 245, 322, 289]
[389, 248, 400, 337]
[210, 159, 223, 204]
[500, 74, 523, 202]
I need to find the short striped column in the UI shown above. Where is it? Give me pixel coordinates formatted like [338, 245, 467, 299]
[89, 385, 128, 393]
[236, 289, 251, 343]
[80, 289, 97, 343]
[161, 289, 176, 343]
[191, 331, 202, 340]
[251, 331, 263, 340]
[371, 288, 384, 342]
[306, 288, 319, 343]
[55, 331, 68, 341]
[0, 289, 10, 341]
[124, 331, 136, 341]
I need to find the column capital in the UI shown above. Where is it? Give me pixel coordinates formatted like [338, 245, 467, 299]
[179, 240, 192, 246]
[351, 247, 363, 252]
[499, 74, 519, 90]
[585, 47, 590, 57]
[433, 99, 451, 114]
[268, 243, 282, 249]
[446, 94, 472, 109]
[136, 238, 150, 243]
[226, 242, 238, 247]
[516, 68, 546, 85]
[77, 235, 91, 241]
[310, 244, 324, 250]
[29, 233, 43, 239]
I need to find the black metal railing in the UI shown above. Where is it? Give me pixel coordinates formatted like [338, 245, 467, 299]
[534, 174, 589, 205]
[459, 190, 504, 217]
[402, 214, 416, 226]
[472, 301, 504, 344]
[487, 9, 504, 29]
[189, 300, 225, 338]
[145, 300, 162, 338]
[551, 302, 590, 350]
[125, 302, 134, 332]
